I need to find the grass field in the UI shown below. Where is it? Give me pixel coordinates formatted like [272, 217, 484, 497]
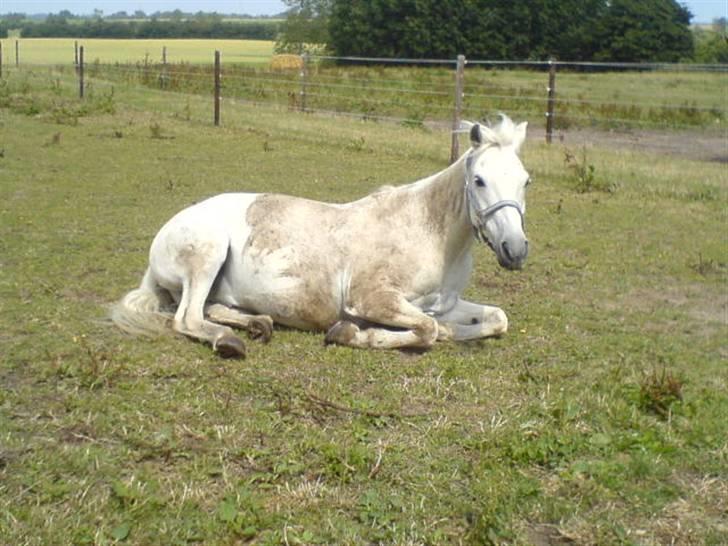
[1, 38, 275, 65]
[0, 67, 726, 545]
[2, 38, 726, 132]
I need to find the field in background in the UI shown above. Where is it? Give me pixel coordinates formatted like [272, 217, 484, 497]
[0, 65, 726, 545]
[3, 38, 726, 139]
[1, 37, 275, 65]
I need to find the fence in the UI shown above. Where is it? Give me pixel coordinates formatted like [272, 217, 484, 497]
[3, 40, 727, 159]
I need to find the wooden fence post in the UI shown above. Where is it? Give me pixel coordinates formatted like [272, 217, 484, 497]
[545, 58, 557, 144]
[450, 54, 466, 164]
[214, 50, 221, 126]
[299, 53, 309, 113]
[15, 40, 19, 67]
[160, 46, 168, 89]
[79, 46, 84, 99]
[74, 41, 78, 67]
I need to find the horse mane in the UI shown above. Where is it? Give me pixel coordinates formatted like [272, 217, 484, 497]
[482, 114, 519, 148]
[373, 184, 395, 194]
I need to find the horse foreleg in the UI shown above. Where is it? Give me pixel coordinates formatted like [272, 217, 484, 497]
[326, 291, 438, 350]
[205, 303, 274, 343]
[434, 298, 508, 341]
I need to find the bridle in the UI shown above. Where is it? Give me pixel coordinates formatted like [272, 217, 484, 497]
[464, 171, 525, 245]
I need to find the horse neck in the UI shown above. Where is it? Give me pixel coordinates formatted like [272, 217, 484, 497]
[418, 154, 473, 255]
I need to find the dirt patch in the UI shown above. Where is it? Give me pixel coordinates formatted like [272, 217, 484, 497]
[526, 523, 575, 545]
[534, 127, 727, 163]
[591, 279, 727, 363]
[599, 281, 727, 327]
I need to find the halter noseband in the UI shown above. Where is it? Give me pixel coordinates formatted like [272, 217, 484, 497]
[464, 178, 525, 244]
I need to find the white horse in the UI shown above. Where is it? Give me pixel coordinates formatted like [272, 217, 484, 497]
[112, 116, 530, 358]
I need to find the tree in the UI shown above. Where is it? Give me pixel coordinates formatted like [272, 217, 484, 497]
[1, 12, 27, 25]
[530, 0, 607, 61]
[693, 18, 728, 63]
[326, 0, 695, 62]
[275, 0, 332, 53]
[593, 0, 693, 62]
[328, 0, 595, 60]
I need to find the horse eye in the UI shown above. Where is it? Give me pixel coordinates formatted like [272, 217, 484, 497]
[474, 176, 486, 188]
[525, 177, 533, 187]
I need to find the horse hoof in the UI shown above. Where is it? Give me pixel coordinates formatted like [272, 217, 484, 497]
[324, 321, 359, 346]
[214, 335, 246, 359]
[248, 317, 273, 343]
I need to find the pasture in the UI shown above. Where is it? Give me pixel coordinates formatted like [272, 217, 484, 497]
[0, 67, 726, 545]
[3, 38, 726, 135]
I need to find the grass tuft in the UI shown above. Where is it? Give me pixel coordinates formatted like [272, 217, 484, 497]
[563, 146, 615, 194]
[638, 368, 684, 419]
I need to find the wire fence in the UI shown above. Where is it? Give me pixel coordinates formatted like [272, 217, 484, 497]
[2, 41, 727, 158]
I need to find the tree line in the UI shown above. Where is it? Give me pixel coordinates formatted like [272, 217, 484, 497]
[278, 0, 727, 63]
[2, 2, 726, 63]
[0, 14, 280, 40]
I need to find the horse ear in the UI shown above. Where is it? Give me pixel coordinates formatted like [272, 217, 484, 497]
[514, 121, 528, 151]
[470, 123, 483, 148]
[459, 120, 475, 131]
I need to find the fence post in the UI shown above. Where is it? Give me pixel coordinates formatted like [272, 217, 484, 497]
[79, 46, 84, 99]
[545, 58, 557, 144]
[74, 40, 78, 67]
[299, 53, 309, 113]
[450, 54, 466, 164]
[214, 50, 221, 126]
[160, 46, 168, 89]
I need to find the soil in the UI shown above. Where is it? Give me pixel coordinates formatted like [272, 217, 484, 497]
[532, 126, 727, 163]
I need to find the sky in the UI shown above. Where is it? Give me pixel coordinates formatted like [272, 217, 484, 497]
[0, 0, 725, 22]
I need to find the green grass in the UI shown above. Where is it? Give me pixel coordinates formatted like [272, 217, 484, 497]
[0, 67, 726, 545]
[3, 38, 725, 131]
[87, 59, 726, 132]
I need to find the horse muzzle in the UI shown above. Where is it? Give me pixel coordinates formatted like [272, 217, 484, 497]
[497, 236, 528, 270]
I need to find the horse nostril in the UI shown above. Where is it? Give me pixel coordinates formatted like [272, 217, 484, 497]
[501, 241, 513, 261]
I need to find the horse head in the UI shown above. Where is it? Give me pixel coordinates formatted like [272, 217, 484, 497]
[463, 116, 531, 270]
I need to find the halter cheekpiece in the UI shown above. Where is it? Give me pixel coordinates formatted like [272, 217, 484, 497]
[464, 172, 524, 244]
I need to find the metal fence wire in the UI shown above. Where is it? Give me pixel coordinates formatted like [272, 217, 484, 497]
[3, 44, 726, 158]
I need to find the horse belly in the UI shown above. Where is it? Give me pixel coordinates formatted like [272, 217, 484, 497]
[216, 244, 342, 331]
[211, 193, 350, 331]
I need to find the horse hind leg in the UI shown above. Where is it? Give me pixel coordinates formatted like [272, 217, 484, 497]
[173, 275, 246, 358]
[205, 303, 274, 343]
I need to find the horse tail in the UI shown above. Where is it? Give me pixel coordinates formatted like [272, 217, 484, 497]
[110, 268, 174, 336]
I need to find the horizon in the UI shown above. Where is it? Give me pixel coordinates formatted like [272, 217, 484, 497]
[0, 1, 288, 18]
[0, 1, 724, 23]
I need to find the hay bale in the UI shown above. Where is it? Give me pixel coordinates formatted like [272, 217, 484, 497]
[270, 54, 304, 71]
